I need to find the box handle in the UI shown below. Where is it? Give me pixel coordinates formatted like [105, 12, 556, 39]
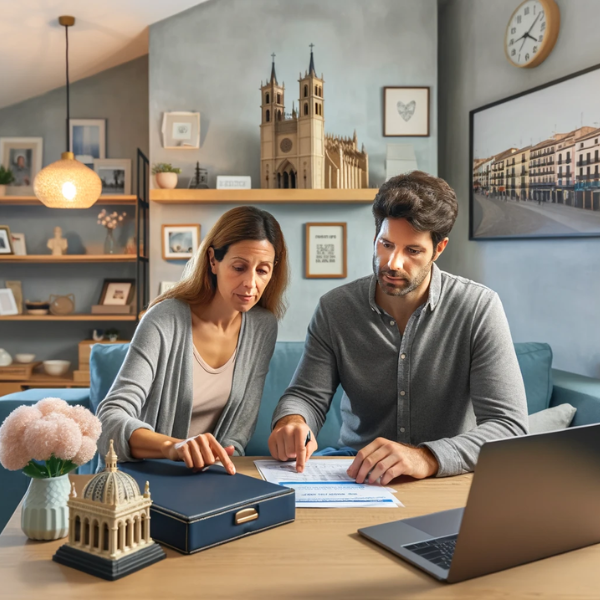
[235, 508, 258, 525]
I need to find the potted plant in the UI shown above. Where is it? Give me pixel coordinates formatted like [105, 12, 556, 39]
[0, 398, 102, 540]
[105, 328, 119, 342]
[152, 163, 181, 189]
[0, 165, 14, 196]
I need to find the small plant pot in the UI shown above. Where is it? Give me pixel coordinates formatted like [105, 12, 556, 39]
[0, 185, 6, 197]
[21, 474, 70, 540]
[156, 172, 178, 189]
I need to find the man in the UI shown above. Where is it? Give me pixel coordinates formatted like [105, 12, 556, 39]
[12, 153, 30, 186]
[269, 171, 528, 484]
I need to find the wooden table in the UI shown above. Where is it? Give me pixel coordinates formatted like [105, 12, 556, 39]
[1, 458, 598, 599]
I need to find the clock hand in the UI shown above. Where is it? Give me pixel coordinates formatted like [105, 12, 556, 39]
[526, 11, 542, 35]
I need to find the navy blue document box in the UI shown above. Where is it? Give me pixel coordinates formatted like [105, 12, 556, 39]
[120, 459, 295, 554]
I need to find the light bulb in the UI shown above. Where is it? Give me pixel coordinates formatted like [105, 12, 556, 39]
[62, 181, 76, 201]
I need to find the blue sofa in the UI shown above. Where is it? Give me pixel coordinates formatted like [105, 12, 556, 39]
[1, 341, 600, 533]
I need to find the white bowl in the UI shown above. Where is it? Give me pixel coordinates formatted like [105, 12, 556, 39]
[42, 360, 71, 377]
[15, 353, 36, 363]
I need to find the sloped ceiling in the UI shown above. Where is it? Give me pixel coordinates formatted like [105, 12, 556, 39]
[0, 0, 210, 109]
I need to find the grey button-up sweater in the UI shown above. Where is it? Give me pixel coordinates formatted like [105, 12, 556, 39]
[272, 264, 528, 477]
[97, 298, 277, 461]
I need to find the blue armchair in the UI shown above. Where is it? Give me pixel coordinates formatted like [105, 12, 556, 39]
[1, 341, 599, 533]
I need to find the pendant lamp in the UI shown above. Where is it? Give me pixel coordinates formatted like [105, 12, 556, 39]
[34, 16, 102, 208]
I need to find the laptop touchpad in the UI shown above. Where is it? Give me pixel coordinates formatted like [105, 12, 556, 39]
[406, 508, 464, 537]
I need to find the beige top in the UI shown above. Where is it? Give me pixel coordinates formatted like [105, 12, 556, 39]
[189, 345, 236, 437]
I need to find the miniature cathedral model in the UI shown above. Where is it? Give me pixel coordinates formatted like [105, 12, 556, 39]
[260, 46, 369, 189]
[53, 440, 166, 581]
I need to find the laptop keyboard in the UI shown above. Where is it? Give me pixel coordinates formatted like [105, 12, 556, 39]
[403, 534, 458, 570]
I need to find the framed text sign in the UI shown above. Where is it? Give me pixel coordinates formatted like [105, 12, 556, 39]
[305, 222, 347, 279]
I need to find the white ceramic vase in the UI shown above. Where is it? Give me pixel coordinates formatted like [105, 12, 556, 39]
[156, 172, 178, 189]
[0, 348, 12, 367]
[21, 474, 70, 540]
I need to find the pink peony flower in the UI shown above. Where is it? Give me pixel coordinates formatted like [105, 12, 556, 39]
[23, 413, 82, 461]
[69, 405, 102, 441]
[73, 435, 98, 465]
[36, 397, 72, 417]
[0, 405, 43, 470]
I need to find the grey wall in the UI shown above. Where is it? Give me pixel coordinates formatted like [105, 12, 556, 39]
[0, 57, 148, 366]
[149, 0, 438, 340]
[438, 0, 600, 377]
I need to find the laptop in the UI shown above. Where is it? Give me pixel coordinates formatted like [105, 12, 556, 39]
[358, 423, 600, 583]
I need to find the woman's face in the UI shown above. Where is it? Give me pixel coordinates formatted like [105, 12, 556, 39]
[209, 239, 276, 313]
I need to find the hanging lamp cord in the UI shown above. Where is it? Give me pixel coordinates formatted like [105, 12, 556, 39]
[65, 23, 70, 152]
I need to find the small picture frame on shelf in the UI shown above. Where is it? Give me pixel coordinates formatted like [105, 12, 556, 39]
[0, 288, 18, 316]
[10, 233, 26, 255]
[98, 279, 135, 306]
[93, 159, 132, 195]
[383, 87, 430, 137]
[305, 222, 347, 279]
[69, 119, 106, 167]
[0, 137, 43, 194]
[161, 112, 200, 149]
[0, 225, 14, 255]
[162, 224, 201, 261]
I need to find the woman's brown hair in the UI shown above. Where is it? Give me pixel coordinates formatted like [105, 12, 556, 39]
[150, 206, 288, 319]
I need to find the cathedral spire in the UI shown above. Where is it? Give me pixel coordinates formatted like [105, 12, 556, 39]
[270, 53, 278, 85]
[308, 43, 316, 76]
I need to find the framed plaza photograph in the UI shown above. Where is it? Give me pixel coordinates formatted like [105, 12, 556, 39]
[305, 222, 347, 279]
[383, 87, 430, 137]
[0, 226, 14, 255]
[98, 279, 135, 306]
[93, 159, 131, 195]
[162, 224, 201, 260]
[0, 137, 43, 193]
[161, 112, 200, 149]
[69, 119, 106, 167]
[10, 233, 26, 255]
[471, 63, 600, 240]
[0, 288, 18, 316]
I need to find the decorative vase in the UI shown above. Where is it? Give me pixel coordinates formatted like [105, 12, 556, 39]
[0, 348, 12, 367]
[156, 172, 178, 189]
[21, 474, 70, 540]
[0, 184, 6, 197]
[104, 228, 115, 254]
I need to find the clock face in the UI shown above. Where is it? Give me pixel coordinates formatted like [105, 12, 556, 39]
[506, 0, 548, 66]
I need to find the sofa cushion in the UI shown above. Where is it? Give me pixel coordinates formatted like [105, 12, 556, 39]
[89, 343, 130, 412]
[528, 403, 577, 434]
[514, 342, 553, 414]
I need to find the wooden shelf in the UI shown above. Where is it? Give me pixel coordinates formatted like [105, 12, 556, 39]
[150, 188, 377, 204]
[0, 195, 137, 206]
[0, 371, 88, 388]
[0, 315, 137, 321]
[0, 254, 137, 263]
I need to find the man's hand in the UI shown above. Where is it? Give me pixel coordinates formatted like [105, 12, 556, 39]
[161, 434, 236, 475]
[268, 414, 318, 473]
[347, 438, 439, 485]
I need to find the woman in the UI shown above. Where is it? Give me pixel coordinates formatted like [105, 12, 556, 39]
[97, 206, 288, 475]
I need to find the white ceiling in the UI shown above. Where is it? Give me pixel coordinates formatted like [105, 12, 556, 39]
[0, 0, 209, 110]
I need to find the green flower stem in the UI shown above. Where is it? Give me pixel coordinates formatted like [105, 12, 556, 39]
[21, 455, 79, 479]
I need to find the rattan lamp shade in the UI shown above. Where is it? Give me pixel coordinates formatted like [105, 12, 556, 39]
[34, 152, 102, 208]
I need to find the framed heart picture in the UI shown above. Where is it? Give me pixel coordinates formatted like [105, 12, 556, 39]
[383, 87, 430, 137]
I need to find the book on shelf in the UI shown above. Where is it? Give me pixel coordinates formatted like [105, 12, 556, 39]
[90, 304, 133, 315]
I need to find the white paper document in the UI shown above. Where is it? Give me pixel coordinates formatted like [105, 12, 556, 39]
[254, 460, 403, 508]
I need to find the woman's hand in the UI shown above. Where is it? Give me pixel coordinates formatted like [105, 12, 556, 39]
[161, 433, 236, 475]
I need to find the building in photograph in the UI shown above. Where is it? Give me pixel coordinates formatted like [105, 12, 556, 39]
[490, 148, 517, 197]
[513, 146, 531, 200]
[529, 136, 563, 203]
[554, 126, 594, 206]
[574, 127, 600, 210]
[259, 49, 369, 189]
[472, 157, 493, 193]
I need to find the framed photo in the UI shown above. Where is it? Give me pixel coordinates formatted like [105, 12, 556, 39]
[0, 226, 13, 255]
[161, 112, 200, 149]
[93, 159, 131, 195]
[162, 224, 201, 260]
[305, 222, 347, 279]
[98, 279, 135, 306]
[383, 87, 430, 137]
[471, 63, 600, 240]
[10, 233, 26, 255]
[0, 137, 43, 193]
[69, 119, 106, 167]
[0, 288, 18, 316]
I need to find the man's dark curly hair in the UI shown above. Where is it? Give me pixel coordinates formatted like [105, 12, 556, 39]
[372, 171, 459, 247]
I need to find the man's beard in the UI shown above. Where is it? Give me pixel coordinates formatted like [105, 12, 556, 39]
[373, 255, 433, 297]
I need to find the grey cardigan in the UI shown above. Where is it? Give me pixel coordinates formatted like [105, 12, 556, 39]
[96, 298, 277, 461]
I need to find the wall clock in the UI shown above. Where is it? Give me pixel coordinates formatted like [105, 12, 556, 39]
[505, 0, 560, 68]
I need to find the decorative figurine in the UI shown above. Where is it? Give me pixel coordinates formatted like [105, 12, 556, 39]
[259, 45, 369, 190]
[53, 440, 166, 581]
[188, 162, 209, 189]
[47, 226, 68, 256]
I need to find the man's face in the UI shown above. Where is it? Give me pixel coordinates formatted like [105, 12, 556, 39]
[373, 218, 446, 297]
[16, 156, 25, 168]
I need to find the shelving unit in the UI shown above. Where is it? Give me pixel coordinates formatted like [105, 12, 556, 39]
[0, 195, 137, 206]
[0, 371, 89, 396]
[0, 255, 137, 263]
[150, 188, 377, 204]
[0, 315, 137, 321]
